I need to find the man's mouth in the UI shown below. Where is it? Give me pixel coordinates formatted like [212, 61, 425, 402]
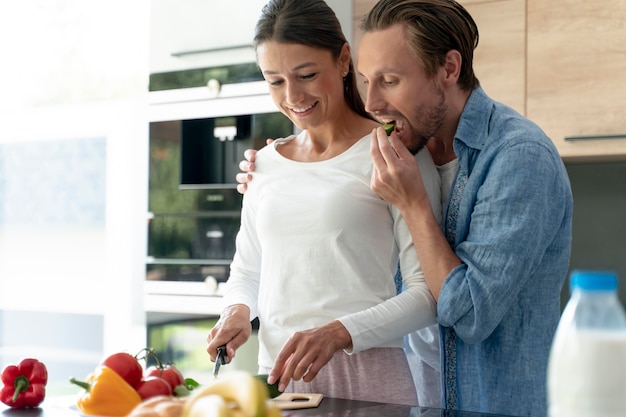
[382, 118, 404, 135]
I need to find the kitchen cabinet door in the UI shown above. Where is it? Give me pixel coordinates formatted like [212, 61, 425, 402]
[462, 0, 525, 116]
[527, 0, 626, 161]
[353, 0, 375, 100]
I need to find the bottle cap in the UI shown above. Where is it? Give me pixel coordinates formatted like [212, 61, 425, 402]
[570, 270, 618, 291]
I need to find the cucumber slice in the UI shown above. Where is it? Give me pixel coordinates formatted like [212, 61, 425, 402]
[383, 121, 396, 136]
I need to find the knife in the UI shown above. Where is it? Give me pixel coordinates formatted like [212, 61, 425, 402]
[214, 344, 227, 377]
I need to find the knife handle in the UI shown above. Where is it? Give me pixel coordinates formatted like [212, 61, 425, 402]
[216, 344, 227, 365]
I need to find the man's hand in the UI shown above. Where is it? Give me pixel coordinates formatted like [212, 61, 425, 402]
[235, 149, 258, 194]
[207, 304, 252, 363]
[369, 127, 428, 212]
[268, 320, 352, 392]
[235, 139, 275, 194]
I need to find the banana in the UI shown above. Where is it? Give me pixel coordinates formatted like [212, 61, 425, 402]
[185, 394, 231, 417]
[182, 372, 269, 417]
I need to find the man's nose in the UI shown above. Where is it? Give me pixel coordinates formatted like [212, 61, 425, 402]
[364, 85, 383, 114]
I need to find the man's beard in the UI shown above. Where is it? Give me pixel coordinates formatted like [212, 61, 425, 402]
[405, 87, 446, 155]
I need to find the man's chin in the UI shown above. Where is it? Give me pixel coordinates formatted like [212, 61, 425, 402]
[403, 135, 429, 156]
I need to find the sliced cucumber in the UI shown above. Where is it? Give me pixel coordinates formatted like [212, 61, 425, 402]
[383, 121, 396, 136]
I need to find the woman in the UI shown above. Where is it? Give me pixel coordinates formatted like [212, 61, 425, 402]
[206, 0, 441, 405]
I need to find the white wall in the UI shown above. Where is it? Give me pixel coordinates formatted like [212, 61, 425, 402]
[0, 0, 150, 395]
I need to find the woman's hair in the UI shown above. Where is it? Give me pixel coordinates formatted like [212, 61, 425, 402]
[360, 0, 480, 91]
[254, 0, 375, 121]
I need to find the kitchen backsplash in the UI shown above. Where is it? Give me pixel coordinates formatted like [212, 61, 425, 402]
[564, 161, 626, 306]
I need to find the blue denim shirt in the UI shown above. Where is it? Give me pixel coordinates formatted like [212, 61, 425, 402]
[437, 87, 573, 417]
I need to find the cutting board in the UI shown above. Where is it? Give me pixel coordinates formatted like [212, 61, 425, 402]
[271, 393, 324, 410]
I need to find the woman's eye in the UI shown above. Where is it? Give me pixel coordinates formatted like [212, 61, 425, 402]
[300, 73, 316, 80]
[268, 79, 284, 86]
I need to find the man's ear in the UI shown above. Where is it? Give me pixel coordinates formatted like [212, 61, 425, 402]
[442, 50, 462, 85]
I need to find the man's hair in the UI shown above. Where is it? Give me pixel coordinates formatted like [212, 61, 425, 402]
[360, 0, 480, 91]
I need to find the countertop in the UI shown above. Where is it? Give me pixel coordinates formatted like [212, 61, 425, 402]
[1, 397, 517, 417]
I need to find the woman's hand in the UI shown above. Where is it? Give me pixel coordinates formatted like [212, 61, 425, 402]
[268, 321, 352, 392]
[206, 304, 252, 363]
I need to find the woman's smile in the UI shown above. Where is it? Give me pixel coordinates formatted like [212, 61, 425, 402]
[288, 101, 319, 117]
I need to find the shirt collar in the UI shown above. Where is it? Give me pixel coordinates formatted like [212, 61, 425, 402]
[454, 86, 492, 151]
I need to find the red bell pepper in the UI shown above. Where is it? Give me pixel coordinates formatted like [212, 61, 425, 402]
[1, 358, 48, 408]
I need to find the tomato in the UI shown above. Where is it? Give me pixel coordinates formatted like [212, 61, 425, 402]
[101, 352, 143, 388]
[146, 365, 185, 394]
[136, 376, 172, 399]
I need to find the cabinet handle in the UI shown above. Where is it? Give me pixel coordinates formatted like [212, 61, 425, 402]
[171, 44, 253, 57]
[565, 134, 626, 142]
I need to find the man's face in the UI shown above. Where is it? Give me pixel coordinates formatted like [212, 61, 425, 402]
[357, 24, 446, 154]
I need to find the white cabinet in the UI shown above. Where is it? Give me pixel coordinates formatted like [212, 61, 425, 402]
[150, 0, 268, 73]
[150, 0, 354, 74]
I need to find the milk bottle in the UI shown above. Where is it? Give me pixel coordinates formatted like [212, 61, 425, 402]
[547, 270, 626, 417]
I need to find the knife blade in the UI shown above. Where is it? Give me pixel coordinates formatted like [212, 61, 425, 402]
[214, 344, 227, 377]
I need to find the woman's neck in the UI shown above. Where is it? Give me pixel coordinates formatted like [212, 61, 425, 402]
[279, 112, 378, 162]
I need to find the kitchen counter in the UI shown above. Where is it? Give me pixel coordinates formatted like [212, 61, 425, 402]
[1, 397, 519, 417]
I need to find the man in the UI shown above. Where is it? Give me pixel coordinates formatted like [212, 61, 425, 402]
[237, 0, 572, 415]
[360, 1, 572, 416]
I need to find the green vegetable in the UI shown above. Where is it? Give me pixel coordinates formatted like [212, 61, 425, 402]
[383, 121, 396, 136]
[254, 374, 281, 399]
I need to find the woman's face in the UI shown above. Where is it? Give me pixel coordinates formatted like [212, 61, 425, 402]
[256, 41, 349, 131]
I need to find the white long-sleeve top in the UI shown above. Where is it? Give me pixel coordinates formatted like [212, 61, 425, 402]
[223, 133, 442, 369]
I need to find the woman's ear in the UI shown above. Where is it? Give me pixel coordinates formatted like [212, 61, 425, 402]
[339, 42, 351, 75]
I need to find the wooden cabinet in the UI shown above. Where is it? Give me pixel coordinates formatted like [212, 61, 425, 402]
[353, 0, 373, 52]
[353, 0, 375, 99]
[527, 0, 626, 161]
[460, 0, 526, 115]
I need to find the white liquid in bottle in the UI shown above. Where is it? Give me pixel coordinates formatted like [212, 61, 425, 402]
[547, 270, 626, 417]
[548, 329, 626, 417]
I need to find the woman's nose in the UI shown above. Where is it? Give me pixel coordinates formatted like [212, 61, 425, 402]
[285, 82, 304, 104]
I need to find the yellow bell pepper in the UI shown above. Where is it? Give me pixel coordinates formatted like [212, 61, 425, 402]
[70, 366, 142, 416]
